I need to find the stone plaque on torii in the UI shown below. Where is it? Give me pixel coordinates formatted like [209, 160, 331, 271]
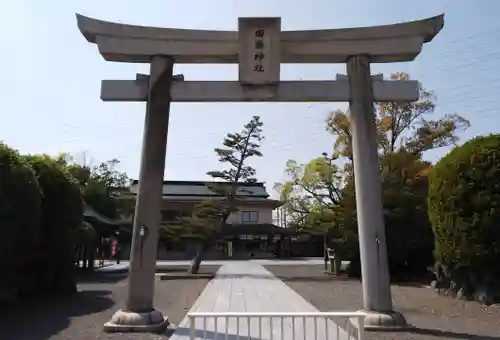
[76, 13, 444, 333]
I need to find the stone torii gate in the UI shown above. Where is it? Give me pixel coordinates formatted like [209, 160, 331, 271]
[76, 14, 443, 332]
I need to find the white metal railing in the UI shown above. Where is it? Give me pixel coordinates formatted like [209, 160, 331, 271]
[187, 311, 366, 340]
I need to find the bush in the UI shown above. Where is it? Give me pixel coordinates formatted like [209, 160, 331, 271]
[0, 143, 42, 304]
[345, 152, 435, 280]
[428, 134, 500, 302]
[23, 155, 83, 295]
[77, 221, 97, 246]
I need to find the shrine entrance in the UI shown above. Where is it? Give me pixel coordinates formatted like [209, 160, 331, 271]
[76, 13, 444, 332]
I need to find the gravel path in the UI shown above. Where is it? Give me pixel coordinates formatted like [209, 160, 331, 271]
[0, 266, 219, 340]
[266, 265, 500, 340]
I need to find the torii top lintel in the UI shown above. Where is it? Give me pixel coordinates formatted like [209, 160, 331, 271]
[76, 14, 443, 64]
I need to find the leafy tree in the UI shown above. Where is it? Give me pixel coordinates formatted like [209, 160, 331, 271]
[83, 180, 120, 219]
[304, 207, 357, 274]
[187, 116, 264, 273]
[66, 164, 91, 187]
[90, 158, 129, 189]
[159, 221, 184, 241]
[159, 201, 222, 241]
[326, 73, 470, 169]
[74, 220, 99, 271]
[428, 134, 500, 303]
[326, 111, 353, 166]
[0, 143, 42, 304]
[57, 154, 130, 271]
[275, 153, 343, 221]
[77, 221, 97, 246]
[344, 151, 435, 279]
[60, 155, 130, 219]
[324, 72, 469, 278]
[23, 154, 83, 294]
[275, 153, 349, 273]
[183, 201, 223, 237]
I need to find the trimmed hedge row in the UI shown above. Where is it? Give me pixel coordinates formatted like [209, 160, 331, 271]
[0, 143, 42, 303]
[0, 145, 83, 305]
[428, 134, 500, 303]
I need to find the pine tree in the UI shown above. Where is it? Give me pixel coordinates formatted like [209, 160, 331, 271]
[188, 116, 264, 273]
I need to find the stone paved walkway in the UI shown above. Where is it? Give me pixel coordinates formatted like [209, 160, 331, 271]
[170, 263, 356, 340]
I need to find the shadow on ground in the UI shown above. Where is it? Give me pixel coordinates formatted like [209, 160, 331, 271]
[382, 327, 500, 340]
[0, 289, 114, 340]
[173, 326, 262, 340]
[79, 267, 217, 283]
[213, 272, 353, 282]
[76, 272, 129, 284]
[97, 266, 218, 275]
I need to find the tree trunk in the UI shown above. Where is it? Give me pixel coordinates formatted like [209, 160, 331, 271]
[279, 234, 285, 258]
[116, 243, 121, 264]
[189, 212, 228, 274]
[79, 243, 85, 268]
[189, 244, 203, 275]
[82, 246, 88, 270]
[189, 238, 212, 274]
[89, 245, 95, 271]
[74, 243, 81, 268]
[334, 253, 342, 276]
[323, 234, 328, 271]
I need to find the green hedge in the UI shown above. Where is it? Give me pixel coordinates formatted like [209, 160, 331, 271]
[428, 134, 500, 297]
[23, 155, 84, 294]
[0, 143, 42, 304]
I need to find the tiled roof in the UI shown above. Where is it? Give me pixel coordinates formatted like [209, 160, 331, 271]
[129, 180, 271, 198]
[83, 203, 125, 226]
[131, 180, 266, 187]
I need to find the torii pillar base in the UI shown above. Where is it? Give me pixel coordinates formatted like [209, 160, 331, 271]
[349, 310, 409, 333]
[358, 310, 409, 330]
[103, 309, 168, 333]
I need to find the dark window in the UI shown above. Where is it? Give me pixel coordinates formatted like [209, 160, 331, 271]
[241, 211, 259, 223]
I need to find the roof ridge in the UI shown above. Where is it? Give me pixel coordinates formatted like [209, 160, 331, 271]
[130, 179, 266, 187]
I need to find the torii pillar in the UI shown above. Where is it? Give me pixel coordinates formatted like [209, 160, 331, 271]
[104, 58, 175, 332]
[347, 56, 407, 327]
[76, 13, 444, 332]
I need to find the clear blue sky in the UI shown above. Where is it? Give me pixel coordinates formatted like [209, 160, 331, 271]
[1, 0, 499, 197]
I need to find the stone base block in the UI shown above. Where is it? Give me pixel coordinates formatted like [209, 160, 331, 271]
[103, 309, 168, 333]
[350, 309, 410, 331]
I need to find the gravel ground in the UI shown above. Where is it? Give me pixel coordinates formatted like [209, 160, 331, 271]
[0, 266, 219, 340]
[266, 265, 500, 340]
